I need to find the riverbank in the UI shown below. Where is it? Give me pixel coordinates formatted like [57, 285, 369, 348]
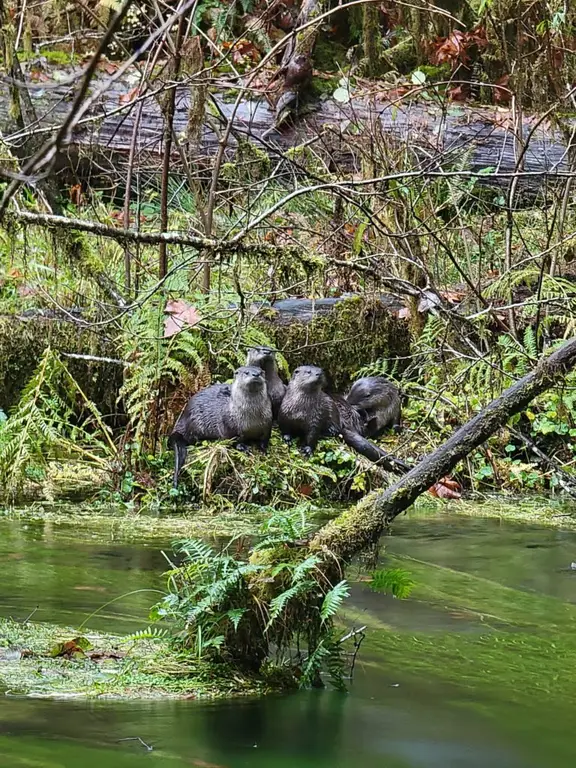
[1, 493, 575, 543]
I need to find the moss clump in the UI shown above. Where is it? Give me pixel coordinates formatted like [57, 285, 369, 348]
[0, 316, 122, 414]
[382, 37, 418, 74]
[262, 296, 411, 390]
[0, 618, 273, 699]
[313, 38, 348, 71]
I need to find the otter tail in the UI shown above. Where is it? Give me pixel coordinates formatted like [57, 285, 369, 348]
[340, 428, 410, 474]
[168, 433, 189, 489]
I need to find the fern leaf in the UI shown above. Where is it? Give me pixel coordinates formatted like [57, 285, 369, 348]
[320, 580, 350, 622]
[369, 568, 415, 598]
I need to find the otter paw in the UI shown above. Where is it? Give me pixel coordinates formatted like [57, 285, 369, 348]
[282, 434, 293, 444]
[235, 442, 250, 453]
[300, 445, 313, 458]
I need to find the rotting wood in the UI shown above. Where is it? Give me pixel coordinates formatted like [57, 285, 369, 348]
[0, 66, 573, 196]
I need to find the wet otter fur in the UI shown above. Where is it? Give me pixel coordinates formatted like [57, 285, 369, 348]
[346, 376, 402, 436]
[278, 366, 408, 472]
[168, 366, 273, 488]
[245, 346, 286, 418]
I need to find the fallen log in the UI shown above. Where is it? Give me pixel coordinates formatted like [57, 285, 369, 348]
[311, 334, 576, 560]
[1, 64, 573, 198]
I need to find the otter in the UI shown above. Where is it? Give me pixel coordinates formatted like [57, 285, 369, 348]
[168, 366, 273, 488]
[278, 366, 409, 472]
[245, 346, 286, 418]
[284, 53, 312, 90]
[346, 376, 402, 437]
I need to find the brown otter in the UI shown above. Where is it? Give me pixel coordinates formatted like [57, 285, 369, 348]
[168, 366, 273, 488]
[284, 53, 312, 90]
[278, 366, 409, 472]
[346, 376, 402, 437]
[245, 346, 286, 418]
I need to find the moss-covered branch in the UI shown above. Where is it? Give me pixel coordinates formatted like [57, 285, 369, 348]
[311, 335, 576, 561]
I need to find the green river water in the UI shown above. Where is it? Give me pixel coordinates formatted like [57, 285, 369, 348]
[1, 511, 576, 767]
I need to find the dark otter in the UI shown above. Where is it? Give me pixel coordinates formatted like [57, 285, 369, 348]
[278, 366, 409, 472]
[245, 347, 286, 418]
[284, 53, 312, 90]
[346, 376, 402, 437]
[168, 366, 273, 488]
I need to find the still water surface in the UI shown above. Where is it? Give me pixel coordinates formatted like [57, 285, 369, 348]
[1, 512, 576, 767]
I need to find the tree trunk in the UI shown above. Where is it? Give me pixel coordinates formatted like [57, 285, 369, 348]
[310, 335, 576, 561]
[362, 2, 381, 78]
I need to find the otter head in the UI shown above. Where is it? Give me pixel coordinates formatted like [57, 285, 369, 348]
[246, 346, 276, 370]
[349, 376, 395, 407]
[291, 365, 325, 393]
[234, 365, 267, 394]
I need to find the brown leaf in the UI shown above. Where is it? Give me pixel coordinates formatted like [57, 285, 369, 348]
[119, 86, 139, 105]
[164, 299, 201, 338]
[428, 476, 462, 499]
[494, 75, 510, 105]
[69, 184, 83, 206]
[88, 650, 125, 661]
[447, 84, 468, 102]
[297, 483, 314, 497]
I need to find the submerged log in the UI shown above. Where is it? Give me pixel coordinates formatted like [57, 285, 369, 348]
[311, 335, 576, 560]
[0, 64, 572, 197]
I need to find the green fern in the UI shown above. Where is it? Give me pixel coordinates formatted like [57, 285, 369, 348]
[123, 625, 168, 643]
[320, 580, 350, 622]
[369, 568, 415, 598]
[266, 583, 308, 630]
[0, 347, 116, 497]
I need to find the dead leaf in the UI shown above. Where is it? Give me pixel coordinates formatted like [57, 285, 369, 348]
[49, 636, 93, 659]
[88, 649, 125, 661]
[164, 299, 201, 338]
[119, 86, 140, 105]
[494, 75, 510, 105]
[428, 476, 462, 499]
[69, 184, 83, 206]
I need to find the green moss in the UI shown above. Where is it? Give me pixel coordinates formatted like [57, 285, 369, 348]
[262, 296, 411, 390]
[416, 64, 451, 82]
[313, 37, 348, 71]
[382, 36, 418, 74]
[0, 618, 272, 699]
[0, 317, 122, 413]
[310, 75, 340, 97]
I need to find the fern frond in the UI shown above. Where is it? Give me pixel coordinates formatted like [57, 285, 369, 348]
[369, 568, 415, 598]
[320, 580, 350, 622]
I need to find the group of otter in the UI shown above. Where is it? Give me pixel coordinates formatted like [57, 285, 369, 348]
[168, 347, 407, 488]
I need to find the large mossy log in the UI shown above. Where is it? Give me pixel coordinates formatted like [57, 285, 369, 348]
[0, 65, 572, 197]
[311, 335, 576, 561]
[0, 315, 122, 415]
[257, 295, 410, 389]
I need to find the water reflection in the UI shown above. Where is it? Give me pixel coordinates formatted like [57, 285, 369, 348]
[1, 512, 576, 766]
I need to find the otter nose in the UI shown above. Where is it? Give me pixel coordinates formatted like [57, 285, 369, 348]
[252, 370, 261, 377]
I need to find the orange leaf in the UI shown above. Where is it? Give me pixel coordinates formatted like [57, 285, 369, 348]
[119, 86, 139, 105]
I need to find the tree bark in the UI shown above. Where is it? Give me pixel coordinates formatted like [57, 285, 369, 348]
[310, 335, 576, 561]
[1, 67, 571, 199]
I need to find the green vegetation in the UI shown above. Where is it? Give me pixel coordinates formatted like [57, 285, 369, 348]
[1, 0, 576, 705]
[0, 617, 274, 698]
